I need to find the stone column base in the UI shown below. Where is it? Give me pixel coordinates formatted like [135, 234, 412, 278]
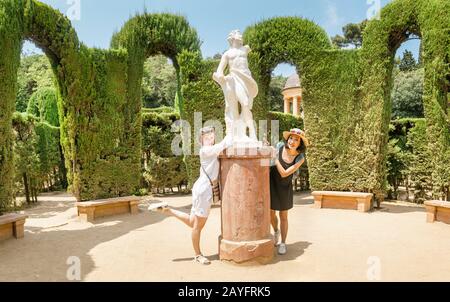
[219, 235, 274, 265]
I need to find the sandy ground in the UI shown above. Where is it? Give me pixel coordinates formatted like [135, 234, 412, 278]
[1, 191, 450, 282]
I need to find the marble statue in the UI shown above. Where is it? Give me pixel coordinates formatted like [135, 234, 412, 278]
[213, 30, 259, 143]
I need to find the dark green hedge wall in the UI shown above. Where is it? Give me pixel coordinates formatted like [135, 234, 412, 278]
[302, 50, 363, 191]
[267, 111, 304, 143]
[179, 52, 224, 185]
[12, 112, 63, 202]
[141, 111, 187, 192]
[358, 0, 450, 201]
[0, 0, 23, 212]
[387, 118, 436, 202]
[243, 17, 365, 192]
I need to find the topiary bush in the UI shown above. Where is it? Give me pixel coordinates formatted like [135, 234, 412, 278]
[386, 118, 434, 202]
[26, 87, 59, 126]
[358, 0, 450, 202]
[141, 110, 187, 193]
[244, 17, 365, 192]
[1, 2, 201, 210]
[179, 52, 225, 186]
[12, 112, 63, 204]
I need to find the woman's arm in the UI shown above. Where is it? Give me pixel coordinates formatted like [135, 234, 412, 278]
[275, 157, 305, 178]
[200, 136, 233, 158]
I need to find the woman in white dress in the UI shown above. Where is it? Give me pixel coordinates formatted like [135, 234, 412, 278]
[149, 127, 232, 265]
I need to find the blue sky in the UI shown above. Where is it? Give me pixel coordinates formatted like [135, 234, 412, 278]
[23, 0, 420, 76]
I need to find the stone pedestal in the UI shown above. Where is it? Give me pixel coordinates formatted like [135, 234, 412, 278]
[218, 146, 274, 264]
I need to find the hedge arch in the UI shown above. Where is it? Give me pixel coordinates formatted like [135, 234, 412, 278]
[244, 17, 332, 121]
[357, 0, 450, 201]
[0, 1, 203, 208]
[110, 13, 202, 186]
[0, 0, 84, 208]
[110, 13, 201, 118]
[243, 17, 365, 193]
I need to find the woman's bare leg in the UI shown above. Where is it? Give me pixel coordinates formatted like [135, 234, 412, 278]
[192, 216, 208, 256]
[164, 208, 195, 228]
[280, 210, 289, 244]
[270, 210, 279, 232]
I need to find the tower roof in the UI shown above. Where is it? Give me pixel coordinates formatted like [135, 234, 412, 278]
[283, 73, 301, 90]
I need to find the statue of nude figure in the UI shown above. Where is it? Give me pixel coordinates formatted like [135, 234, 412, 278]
[213, 30, 259, 143]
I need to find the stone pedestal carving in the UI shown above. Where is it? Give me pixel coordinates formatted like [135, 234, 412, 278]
[218, 147, 274, 264]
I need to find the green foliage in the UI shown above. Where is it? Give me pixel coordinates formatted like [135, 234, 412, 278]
[26, 87, 60, 126]
[244, 17, 331, 122]
[387, 119, 435, 202]
[12, 112, 63, 203]
[142, 55, 177, 108]
[1, 0, 449, 212]
[15, 54, 54, 112]
[267, 111, 304, 141]
[398, 50, 419, 72]
[268, 75, 287, 112]
[359, 0, 450, 200]
[179, 52, 225, 186]
[141, 110, 187, 192]
[332, 20, 368, 49]
[391, 68, 425, 119]
[111, 12, 201, 118]
[0, 0, 23, 213]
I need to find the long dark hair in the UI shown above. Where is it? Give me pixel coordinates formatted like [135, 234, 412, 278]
[284, 135, 307, 154]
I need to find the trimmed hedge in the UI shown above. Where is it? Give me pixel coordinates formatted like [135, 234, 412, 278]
[244, 17, 331, 123]
[0, 0, 23, 212]
[1, 0, 449, 212]
[141, 110, 187, 192]
[267, 111, 304, 142]
[179, 53, 225, 185]
[0, 2, 201, 210]
[358, 0, 450, 201]
[387, 118, 435, 202]
[12, 112, 63, 204]
[111, 13, 201, 189]
[26, 87, 59, 126]
[243, 17, 365, 192]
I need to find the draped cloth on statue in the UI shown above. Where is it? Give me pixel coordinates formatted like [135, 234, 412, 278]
[222, 68, 259, 110]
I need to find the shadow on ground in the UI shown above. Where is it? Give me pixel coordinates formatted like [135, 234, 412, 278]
[0, 196, 191, 281]
[170, 241, 312, 265]
[294, 191, 314, 205]
[270, 241, 312, 264]
[377, 202, 426, 214]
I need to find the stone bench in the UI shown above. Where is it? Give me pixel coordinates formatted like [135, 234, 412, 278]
[0, 213, 28, 242]
[76, 196, 142, 222]
[312, 191, 373, 212]
[425, 200, 450, 224]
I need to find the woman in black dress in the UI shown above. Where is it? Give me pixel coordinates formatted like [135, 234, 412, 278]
[269, 128, 308, 255]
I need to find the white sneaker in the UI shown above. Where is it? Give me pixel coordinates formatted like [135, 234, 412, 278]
[194, 255, 211, 265]
[148, 201, 168, 212]
[278, 243, 287, 255]
[273, 230, 280, 246]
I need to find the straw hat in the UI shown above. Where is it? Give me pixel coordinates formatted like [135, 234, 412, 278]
[283, 128, 309, 147]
